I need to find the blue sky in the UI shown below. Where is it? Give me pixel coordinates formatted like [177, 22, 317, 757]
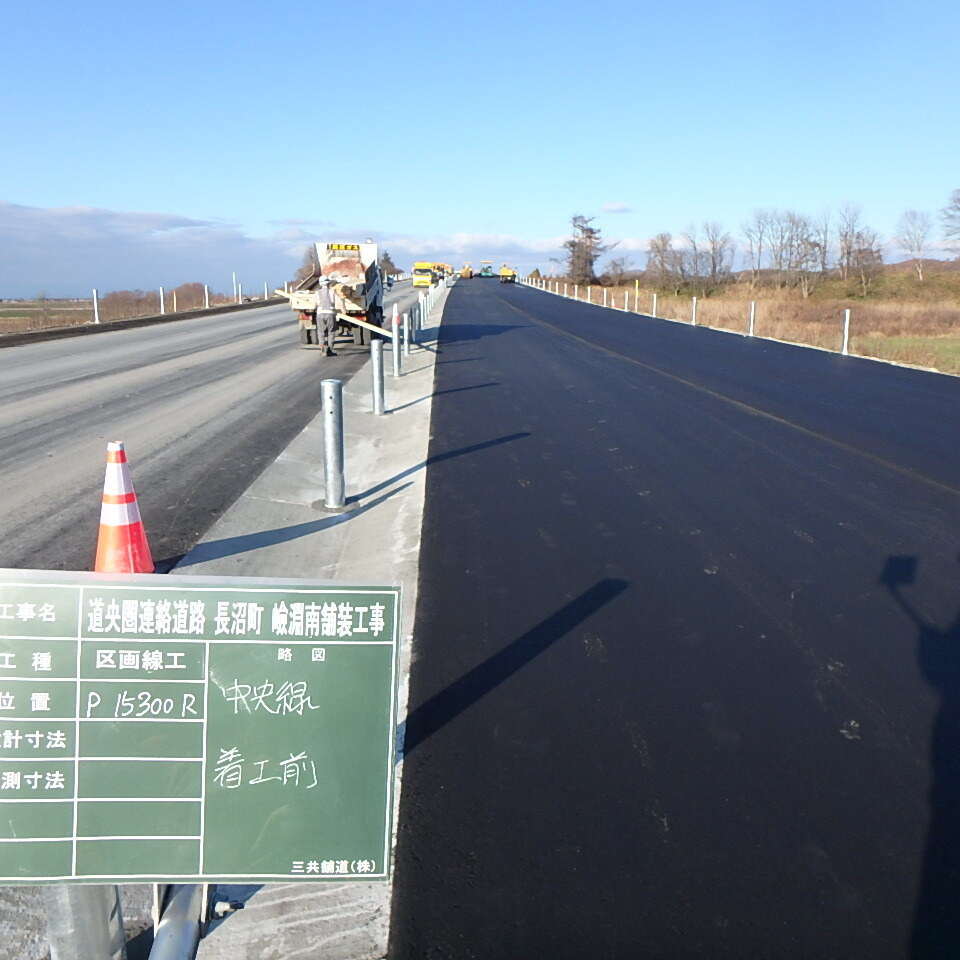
[1, 0, 957, 296]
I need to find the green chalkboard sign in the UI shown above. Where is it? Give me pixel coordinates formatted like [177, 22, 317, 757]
[0, 569, 401, 883]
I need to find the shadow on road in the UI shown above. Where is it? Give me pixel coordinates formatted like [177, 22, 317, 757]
[417, 323, 523, 346]
[389, 382, 499, 414]
[397, 579, 629, 760]
[356, 432, 530, 502]
[881, 555, 960, 958]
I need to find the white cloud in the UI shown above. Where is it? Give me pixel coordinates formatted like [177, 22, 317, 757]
[0, 200, 648, 295]
[0, 201, 310, 297]
[602, 202, 631, 214]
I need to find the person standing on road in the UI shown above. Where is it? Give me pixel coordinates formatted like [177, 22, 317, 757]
[315, 276, 338, 357]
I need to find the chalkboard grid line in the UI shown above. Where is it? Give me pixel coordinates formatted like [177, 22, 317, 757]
[198, 639, 210, 874]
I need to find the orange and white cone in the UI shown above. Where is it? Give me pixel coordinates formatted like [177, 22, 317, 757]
[94, 441, 154, 573]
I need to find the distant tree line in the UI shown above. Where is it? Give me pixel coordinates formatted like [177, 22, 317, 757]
[559, 189, 960, 297]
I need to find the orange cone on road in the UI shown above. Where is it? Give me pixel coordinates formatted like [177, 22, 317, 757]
[94, 441, 154, 573]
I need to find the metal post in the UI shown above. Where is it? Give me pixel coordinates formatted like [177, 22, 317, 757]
[652, 293, 658, 317]
[159, 286, 165, 315]
[748, 301, 756, 337]
[321, 379, 345, 509]
[842, 308, 851, 355]
[403, 312, 411, 357]
[42, 885, 126, 960]
[392, 319, 401, 378]
[204, 284, 210, 309]
[149, 884, 203, 960]
[691, 297, 698, 325]
[92, 288, 100, 324]
[371, 339, 385, 415]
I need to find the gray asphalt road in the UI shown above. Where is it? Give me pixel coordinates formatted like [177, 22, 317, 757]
[391, 280, 960, 959]
[0, 282, 422, 959]
[0, 284, 419, 574]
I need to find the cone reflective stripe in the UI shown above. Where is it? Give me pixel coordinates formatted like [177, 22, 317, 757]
[95, 441, 154, 573]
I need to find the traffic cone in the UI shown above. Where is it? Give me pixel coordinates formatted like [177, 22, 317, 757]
[94, 441, 154, 573]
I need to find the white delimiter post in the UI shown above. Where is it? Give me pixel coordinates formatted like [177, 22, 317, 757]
[748, 301, 756, 337]
[264, 281, 268, 300]
[159, 287, 165, 315]
[574, 284, 578, 300]
[92, 289, 100, 324]
[652, 293, 658, 317]
[691, 297, 698, 326]
[204, 285, 210, 309]
[842, 309, 851, 355]
[237, 283, 242, 305]
[173, 290, 178, 313]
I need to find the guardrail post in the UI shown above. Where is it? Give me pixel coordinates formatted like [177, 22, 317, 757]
[371, 339, 385, 415]
[321, 379, 345, 509]
[43, 884, 126, 960]
[842, 308, 851, 355]
[748, 301, 756, 337]
[92, 288, 100, 324]
[691, 297, 698, 325]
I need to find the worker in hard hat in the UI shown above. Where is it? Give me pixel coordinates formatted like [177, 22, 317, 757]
[315, 276, 338, 357]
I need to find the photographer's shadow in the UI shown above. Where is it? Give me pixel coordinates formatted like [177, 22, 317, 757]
[881, 556, 960, 958]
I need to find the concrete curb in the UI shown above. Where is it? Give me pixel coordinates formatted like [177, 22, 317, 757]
[177, 283, 451, 959]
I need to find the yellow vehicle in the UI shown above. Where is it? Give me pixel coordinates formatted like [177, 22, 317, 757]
[499, 264, 516, 283]
[413, 261, 434, 288]
[460, 263, 473, 279]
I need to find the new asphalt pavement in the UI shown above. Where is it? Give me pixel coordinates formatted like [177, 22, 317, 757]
[389, 280, 960, 959]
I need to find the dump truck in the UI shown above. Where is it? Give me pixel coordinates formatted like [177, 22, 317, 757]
[412, 261, 435, 288]
[277, 241, 384, 346]
[499, 264, 516, 283]
[479, 261, 495, 278]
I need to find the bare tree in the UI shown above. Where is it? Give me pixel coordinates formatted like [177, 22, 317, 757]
[836, 204, 863, 282]
[703, 221, 735, 283]
[680, 226, 710, 287]
[939, 189, 960, 254]
[851, 229, 884, 296]
[894, 210, 933, 280]
[811, 211, 831, 275]
[741, 210, 769, 285]
[563, 215, 615, 284]
[647, 233, 683, 292]
[602, 256, 632, 287]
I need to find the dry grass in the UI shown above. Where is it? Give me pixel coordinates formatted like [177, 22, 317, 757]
[0, 286, 234, 335]
[539, 280, 960, 375]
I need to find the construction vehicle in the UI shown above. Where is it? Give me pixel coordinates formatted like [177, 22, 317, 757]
[479, 261, 495, 278]
[277, 241, 384, 346]
[460, 263, 473, 279]
[499, 264, 516, 283]
[412, 261, 435, 288]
